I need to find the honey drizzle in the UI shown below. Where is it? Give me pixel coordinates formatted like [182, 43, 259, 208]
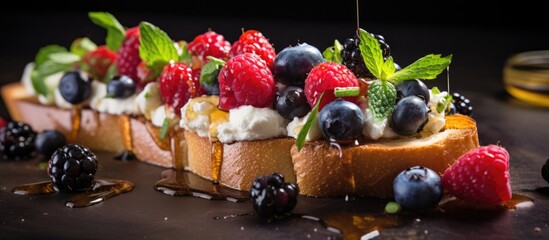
[69, 106, 82, 142]
[211, 141, 223, 183]
[171, 129, 187, 170]
[92, 110, 101, 128]
[119, 115, 133, 152]
[338, 146, 356, 193]
[145, 121, 171, 151]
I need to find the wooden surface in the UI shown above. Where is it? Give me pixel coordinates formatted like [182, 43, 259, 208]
[1, 10, 549, 240]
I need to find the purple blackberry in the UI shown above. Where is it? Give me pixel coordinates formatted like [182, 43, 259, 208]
[0, 121, 37, 160]
[450, 92, 473, 116]
[250, 173, 299, 219]
[47, 144, 98, 192]
[341, 33, 391, 78]
[542, 158, 549, 184]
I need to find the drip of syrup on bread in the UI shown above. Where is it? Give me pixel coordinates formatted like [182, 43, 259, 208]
[12, 178, 134, 208]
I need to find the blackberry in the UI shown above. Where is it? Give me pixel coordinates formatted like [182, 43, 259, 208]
[250, 173, 299, 219]
[542, 158, 549, 184]
[451, 92, 473, 116]
[47, 144, 98, 192]
[0, 121, 37, 160]
[341, 33, 391, 78]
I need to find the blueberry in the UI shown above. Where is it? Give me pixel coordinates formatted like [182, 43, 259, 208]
[274, 86, 311, 120]
[35, 130, 67, 159]
[273, 43, 325, 87]
[391, 96, 430, 136]
[393, 166, 443, 210]
[318, 99, 364, 142]
[396, 79, 430, 104]
[59, 71, 93, 104]
[107, 75, 137, 99]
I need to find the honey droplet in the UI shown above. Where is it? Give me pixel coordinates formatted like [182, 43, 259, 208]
[66, 178, 134, 208]
[211, 141, 223, 183]
[70, 106, 82, 142]
[12, 181, 55, 195]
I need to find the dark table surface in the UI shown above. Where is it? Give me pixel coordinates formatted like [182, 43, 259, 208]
[1, 6, 549, 240]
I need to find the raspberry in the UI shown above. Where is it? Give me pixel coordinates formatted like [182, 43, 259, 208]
[218, 53, 276, 110]
[81, 45, 117, 81]
[229, 30, 276, 69]
[159, 62, 204, 115]
[116, 27, 141, 85]
[304, 62, 359, 110]
[0, 121, 37, 160]
[442, 145, 512, 205]
[188, 31, 231, 66]
[47, 144, 98, 192]
[249, 173, 299, 219]
[136, 61, 158, 87]
[0, 117, 6, 129]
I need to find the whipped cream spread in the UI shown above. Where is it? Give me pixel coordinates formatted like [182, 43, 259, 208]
[151, 105, 179, 127]
[422, 90, 448, 135]
[286, 112, 322, 141]
[89, 82, 139, 115]
[217, 106, 288, 143]
[135, 82, 163, 119]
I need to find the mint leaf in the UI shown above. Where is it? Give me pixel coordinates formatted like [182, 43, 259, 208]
[200, 57, 225, 86]
[388, 54, 452, 82]
[88, 12, 125, 51]
[296, 92, 324, 151]
[30, 70, 48, 96]
[358, 28, 384, 79]
[139, 22, 179, 76]
[31, 60, 73, 96]
[49, 52, 80, 64]
[35, 45, 67, 67]
[334, 87, 360, 97]
[103, 64, 118, 82]
[367, 80, 396, 122]
[177, 41, 192, 65]
[70, 37, 97, 57]
[431, 87, 453, 114]
[159, 118, 170, 140]
[323, 40, 343, 63]
[380, 56, 396, 80]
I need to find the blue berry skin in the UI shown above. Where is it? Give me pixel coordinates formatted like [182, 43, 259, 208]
[107, 75, 137, 99]
[59, 71, 92, 104]
[318, 99, 364, 142]
[273, 43, 325, 87]
[35, 130, 67, 159]
[396, 79, 430, 104]
[274, 86, 311, 120]
[393, 166, 443, 210]
[391, 96, 430, 136]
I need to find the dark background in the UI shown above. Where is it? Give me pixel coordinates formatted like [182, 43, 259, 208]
[1, 0, 548, 119]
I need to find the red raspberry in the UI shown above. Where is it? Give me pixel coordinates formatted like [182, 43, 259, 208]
[0, 117, 6, 129]
[442, 145, 512, 205]
[229, 30, 276, 69]
[191, 68, 207, 97]
[159, 62, 203, 115]
[136, 61, 157, 88]
[81, 45, 117, 81]
[218, 53, 276, 110]
[188, 31, 231, 66]
[116, 27, 141, 83]
[304, 62, 359, 110]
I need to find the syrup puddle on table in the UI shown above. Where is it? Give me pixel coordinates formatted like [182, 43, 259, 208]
[212, 193, 533, 239]
[12, 178, 134, 208]
[154, 169, 249, 202]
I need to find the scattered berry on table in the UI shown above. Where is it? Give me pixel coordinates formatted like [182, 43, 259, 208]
[159, 62, 204, 115]
[341, 33, 390, 78]
[391, 96, 430, 136]
[304, 62, 359, 110]
[0, 121, 37, 160]
[81, 45, 117, 81]
[47, 144, 98, 192]
[396, 79, 430, 104]
[274, 86, 311, 120]
[188, 30, 231, 65]
[0, 117, 6, 129]
[541, 158, 549, 184]
[116, 27, 142, 85]
[107, 75, 137, 99]
[393, 166, 443, 210]
[250, 173, 299, 219]
[218, 53, 276, 110]
[442, 145, 512, 205]
[272, 43, 325, 87]
[58, 71, 93, 104]
[450, 92, 473, 116]
[318, 99, 364, 142]
[35, 130, 67, 159]
[229, 30, 276, 69]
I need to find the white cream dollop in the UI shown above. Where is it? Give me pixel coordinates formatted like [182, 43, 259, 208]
[217, 106, 288, 143]
[135, 82, 163, 119]
[89, 81, 139, 115]
[150, 105, 179, 127]
[422, 90, 448, 135]
[38, 72, 64, 106]
[180, 100, 215, 138]
[286, 112, 322, 141]
[21, 62, 36, 95]
[362, 108, 397, 140]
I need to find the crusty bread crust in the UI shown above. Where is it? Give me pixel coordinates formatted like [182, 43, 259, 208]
[3, 83, 479, 198]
